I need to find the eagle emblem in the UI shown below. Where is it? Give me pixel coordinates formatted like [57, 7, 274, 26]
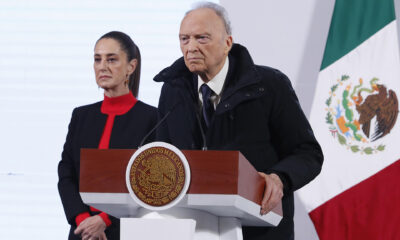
[325, 75, 399, 154]
[128, 146, 186, 207]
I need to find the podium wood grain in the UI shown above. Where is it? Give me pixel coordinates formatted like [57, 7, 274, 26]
[80, 148, 282, 216]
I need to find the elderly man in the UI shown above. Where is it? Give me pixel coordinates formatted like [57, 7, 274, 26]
[154, 2, 323, 239]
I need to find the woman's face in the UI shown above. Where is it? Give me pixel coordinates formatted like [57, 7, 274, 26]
[94, 38, 136, 97]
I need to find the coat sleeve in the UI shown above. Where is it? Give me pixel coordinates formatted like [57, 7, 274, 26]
[267, 70, 324, 193]
[57, 108, 90, 225]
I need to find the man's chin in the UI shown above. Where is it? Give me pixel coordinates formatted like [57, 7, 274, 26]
[186, 64, 204, 74]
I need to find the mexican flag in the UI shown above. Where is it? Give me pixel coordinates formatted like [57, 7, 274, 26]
[297, 0, 400, 239]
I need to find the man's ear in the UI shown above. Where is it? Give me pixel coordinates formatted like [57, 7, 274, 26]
[225, 35, 233, 54]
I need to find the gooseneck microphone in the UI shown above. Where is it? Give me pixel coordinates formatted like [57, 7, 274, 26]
[138, 101, 180, 148]
[138, 98, 208, 151]
[193, 102, 208, 151]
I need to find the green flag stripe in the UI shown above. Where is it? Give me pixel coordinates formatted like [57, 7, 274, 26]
[321, 0, 396, 70]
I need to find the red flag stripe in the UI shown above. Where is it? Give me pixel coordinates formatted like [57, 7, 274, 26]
[309, 159, 400, 240]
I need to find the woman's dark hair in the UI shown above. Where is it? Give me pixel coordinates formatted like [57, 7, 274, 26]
[97, 31, 141, 97]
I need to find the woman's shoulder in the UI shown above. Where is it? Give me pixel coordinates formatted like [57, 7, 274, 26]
[131, 101, 157, 119]
[135, 101, 157, 112]
[72, 101, 102, 116]
[75, 101, 102, 111]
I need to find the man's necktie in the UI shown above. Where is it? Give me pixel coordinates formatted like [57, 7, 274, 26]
[200, 83, 215, 128]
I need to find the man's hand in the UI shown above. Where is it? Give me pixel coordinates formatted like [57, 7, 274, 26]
[74, 215, 107, 240]
[259, 172, 284, 215]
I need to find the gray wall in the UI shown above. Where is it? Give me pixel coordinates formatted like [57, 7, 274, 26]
[220, 0, 335, 116]
[220, 0, 400, 239]
[219, 1, 334, 239]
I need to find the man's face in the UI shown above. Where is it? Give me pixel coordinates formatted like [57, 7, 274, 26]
[179, 8, 232, 82]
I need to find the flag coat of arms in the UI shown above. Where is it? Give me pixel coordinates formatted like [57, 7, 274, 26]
[297, 0, 400, 239]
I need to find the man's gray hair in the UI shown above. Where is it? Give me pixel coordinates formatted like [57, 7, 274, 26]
[186, 1, 232, 35]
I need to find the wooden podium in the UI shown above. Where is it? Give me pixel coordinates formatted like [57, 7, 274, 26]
[80, 148, 283, 240]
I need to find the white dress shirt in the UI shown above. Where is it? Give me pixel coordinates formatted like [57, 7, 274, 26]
[197, 57, 229, 110]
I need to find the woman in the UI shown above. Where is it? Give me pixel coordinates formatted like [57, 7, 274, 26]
[58, 31, 157, 240]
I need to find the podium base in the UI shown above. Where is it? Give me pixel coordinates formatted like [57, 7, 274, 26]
[120, 208, 242, 240]
[120, 218, 195, 240]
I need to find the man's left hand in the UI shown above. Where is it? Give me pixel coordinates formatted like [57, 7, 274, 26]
[258, 172, 284, 215]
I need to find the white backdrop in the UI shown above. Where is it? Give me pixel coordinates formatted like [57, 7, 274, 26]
[0, 1, 216, 239]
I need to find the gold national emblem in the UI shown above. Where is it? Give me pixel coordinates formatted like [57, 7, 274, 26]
[128, 147, 186, 206]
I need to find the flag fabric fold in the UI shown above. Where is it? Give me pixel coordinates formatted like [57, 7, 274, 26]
[297, 0, 400, 239]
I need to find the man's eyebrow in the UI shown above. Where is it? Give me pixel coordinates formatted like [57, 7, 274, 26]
[179, 32, 211, 36]
[195, 33, 211, 37]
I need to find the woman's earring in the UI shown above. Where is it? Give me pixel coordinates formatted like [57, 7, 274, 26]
[125, 74, 129, 87]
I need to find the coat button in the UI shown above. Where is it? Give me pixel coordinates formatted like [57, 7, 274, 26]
[259, 87, 265, 92]
[245, 93, 251, 97]
[224, 103, 230, 108]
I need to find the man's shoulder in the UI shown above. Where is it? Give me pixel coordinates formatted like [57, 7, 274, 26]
[254, 64, 293, 90]
[154, 57, 191, 84]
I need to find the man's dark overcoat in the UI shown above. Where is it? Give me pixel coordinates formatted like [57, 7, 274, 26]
[154, 43, 323, 239]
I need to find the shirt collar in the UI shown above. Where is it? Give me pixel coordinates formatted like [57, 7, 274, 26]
[197, 57, 229, 96]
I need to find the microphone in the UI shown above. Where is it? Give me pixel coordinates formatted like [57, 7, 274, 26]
[138, 101, 180, 148]
[193, 102, 208, 151]
[138, 98, 208, 151]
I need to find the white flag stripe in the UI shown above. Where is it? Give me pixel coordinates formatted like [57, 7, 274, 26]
[298, 21, 400, 212]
